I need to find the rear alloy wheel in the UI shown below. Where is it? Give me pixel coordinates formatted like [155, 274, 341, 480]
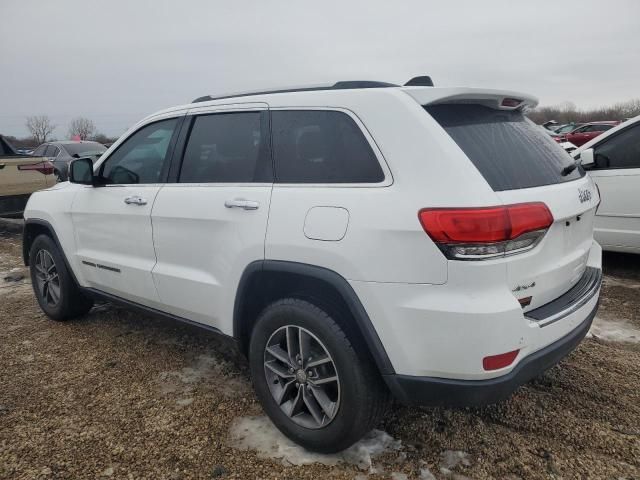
[264, 325, 340, 429]
[249, 298, 390, 453]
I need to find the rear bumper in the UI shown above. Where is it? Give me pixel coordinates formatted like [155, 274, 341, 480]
[383, 295, 599, 407]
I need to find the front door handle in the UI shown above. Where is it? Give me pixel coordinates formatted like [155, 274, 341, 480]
[124, 195, 147, 206]
[224, 198, 259, 210]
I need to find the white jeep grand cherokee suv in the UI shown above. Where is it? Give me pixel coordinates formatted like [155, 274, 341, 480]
[23, 78, 602, 452]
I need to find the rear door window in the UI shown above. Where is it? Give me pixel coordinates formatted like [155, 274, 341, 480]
[44, 145, 58, 157]
[591, 124, 614, 132]
[271, 110, 384, 183]
[425, 104, 584, 191]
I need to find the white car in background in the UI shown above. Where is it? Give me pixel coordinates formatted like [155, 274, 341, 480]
[573, 115, 640, 253]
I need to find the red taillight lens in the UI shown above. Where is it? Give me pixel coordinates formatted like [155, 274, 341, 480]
[419, 206, 510, 243]
[418, 203, 553, 260]
[507, 203, 554, 238]
[18, 161, 55, 176]
[483, 349, 519, 371]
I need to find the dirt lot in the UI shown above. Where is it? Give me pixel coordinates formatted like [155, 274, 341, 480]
[1, 225, 638, 480]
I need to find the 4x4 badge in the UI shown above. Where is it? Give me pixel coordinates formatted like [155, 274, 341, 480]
[578, 188, 592, 204]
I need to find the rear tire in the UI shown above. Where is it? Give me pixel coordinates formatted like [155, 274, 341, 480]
[249, 298, 390, 453]
[29, 234, 93, 321]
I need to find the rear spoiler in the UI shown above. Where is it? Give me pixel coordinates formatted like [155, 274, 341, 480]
[402, 87, 538, 111]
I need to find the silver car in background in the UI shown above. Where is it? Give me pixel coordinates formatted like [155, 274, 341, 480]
[31, 141, 107, 181]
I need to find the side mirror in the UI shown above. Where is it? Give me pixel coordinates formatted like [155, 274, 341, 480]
[68, 157, 94, 185]
[578, 148, 595, 167]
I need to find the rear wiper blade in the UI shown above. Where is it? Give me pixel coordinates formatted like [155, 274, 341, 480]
[561, 162, 578, 176]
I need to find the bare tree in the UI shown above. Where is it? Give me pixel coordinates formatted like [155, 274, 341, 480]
[68, 117, 97, 140]
[92, 132, 119, 145]
[25, 115, 56, 144]
[528, 98, 640, 125]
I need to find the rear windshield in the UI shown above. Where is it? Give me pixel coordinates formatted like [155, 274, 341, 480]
[425, 104, 584, 191]
[64, 143, 107, 157]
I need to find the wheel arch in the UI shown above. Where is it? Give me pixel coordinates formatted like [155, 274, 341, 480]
[23, 219, 81, 287]
[233, 260, 395, 376]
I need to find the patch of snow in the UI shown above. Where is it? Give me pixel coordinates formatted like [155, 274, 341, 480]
[440, 450, 472, 470]
[391, 473, 409, 480]
[229, 415, 401, 469]
[588, 317, 640, 343]
[176, 397, 194, 406]
[419, 466, 436, 480]
[158, 354, 250, 396]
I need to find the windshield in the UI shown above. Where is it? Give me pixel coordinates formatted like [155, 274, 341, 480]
[63, 143, 107, 157]
[425, 104, 584, 191]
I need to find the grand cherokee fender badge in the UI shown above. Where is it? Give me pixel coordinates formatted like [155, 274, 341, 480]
[578, 188, 592, 204]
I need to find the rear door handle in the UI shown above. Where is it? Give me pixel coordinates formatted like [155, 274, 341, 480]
[224, 198, 259, 210]
[124, 195, 147, 206]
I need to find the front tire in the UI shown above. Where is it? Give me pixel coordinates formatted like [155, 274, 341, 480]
[29, 234, 93, 321]
[249, 298, 389, 453]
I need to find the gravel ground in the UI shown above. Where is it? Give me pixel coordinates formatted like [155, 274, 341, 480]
[0, 226, 638, 480]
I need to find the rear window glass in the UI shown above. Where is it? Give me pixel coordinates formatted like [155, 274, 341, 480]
[64, 143, 107, 157]
[425, 104, 584, 191]
[272, 110, 384, 183]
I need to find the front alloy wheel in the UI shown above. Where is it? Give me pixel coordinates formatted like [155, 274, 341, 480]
[34, 249, 61, 307]
[29, 234, 94, 320]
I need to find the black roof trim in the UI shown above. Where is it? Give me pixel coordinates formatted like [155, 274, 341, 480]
[191, 80, 399, 104]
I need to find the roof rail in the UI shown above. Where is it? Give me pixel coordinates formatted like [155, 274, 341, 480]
[191, 80, 399, 103]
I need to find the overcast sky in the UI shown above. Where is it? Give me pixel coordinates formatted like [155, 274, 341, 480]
[1, 0, 638, 139]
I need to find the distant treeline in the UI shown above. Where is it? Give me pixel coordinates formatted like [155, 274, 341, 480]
[527, 99, 640, 125]
[1, 133, 120, 149]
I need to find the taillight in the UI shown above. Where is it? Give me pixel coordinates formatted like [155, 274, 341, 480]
[18, 161, 55, 176]
[418, 202, 553, 260]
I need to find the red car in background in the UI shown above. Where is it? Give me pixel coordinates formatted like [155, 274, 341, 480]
[555, 121, 620, 147]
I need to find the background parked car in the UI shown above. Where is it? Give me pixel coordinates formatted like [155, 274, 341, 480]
[573, 115, 640, 253]
[540, 126, 578, 152]
[556, 121, 619, 147]
[553, 122, 584, 134]
[32, 140, 107, 181]
[0, 135, 55, 217]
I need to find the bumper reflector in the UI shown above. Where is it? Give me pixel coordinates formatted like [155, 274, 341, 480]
[483, 349, 519, 371]
[518, 296, 532, 308]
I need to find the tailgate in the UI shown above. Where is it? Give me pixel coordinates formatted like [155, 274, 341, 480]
[497, 175, 599, 310]
[420, 97, 600, 311]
